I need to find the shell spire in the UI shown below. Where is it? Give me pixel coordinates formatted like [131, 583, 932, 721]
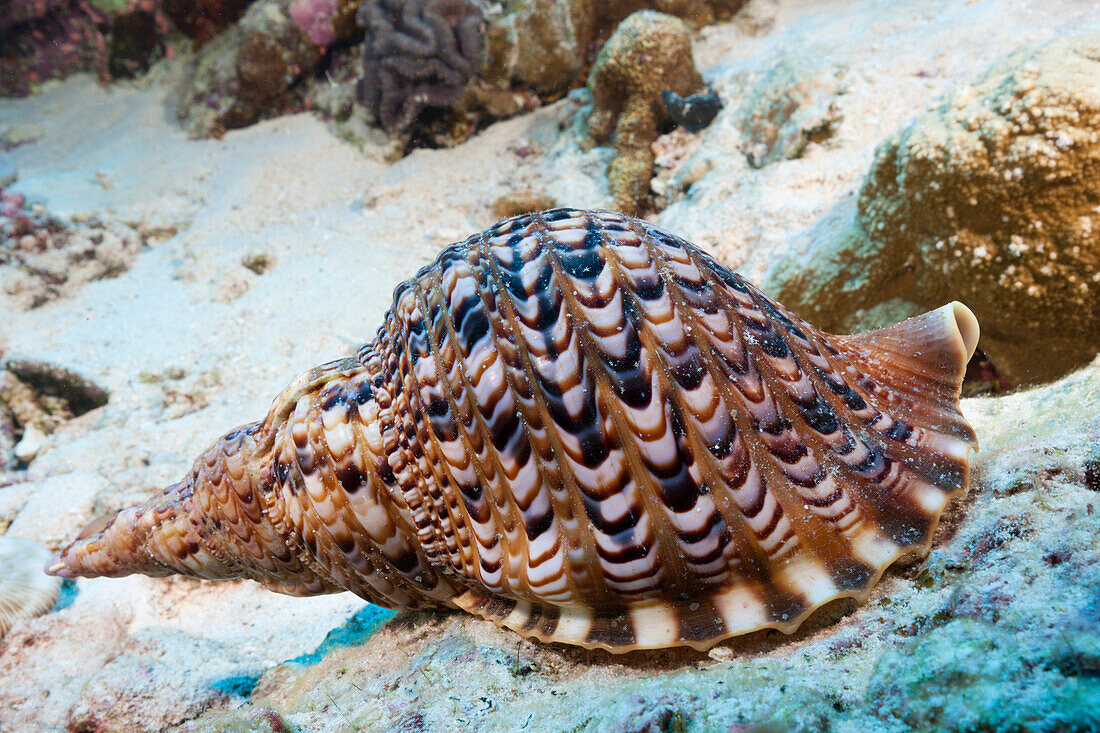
[49, 209, 979, 652]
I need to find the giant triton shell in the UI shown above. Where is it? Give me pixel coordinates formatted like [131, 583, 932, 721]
[49, 209, 980, 651]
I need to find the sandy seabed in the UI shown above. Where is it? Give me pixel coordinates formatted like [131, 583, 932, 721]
[1, 0, 1098, 730]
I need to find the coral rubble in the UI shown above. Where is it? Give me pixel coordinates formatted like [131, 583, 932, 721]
[584, 10, 703, 214]
[0, 189, 152, 308]
[766, 34, 1100, 384]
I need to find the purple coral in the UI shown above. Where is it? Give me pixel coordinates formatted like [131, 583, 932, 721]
[356, 0, 483, 132]
[289, 0, 338, 46]
[0, 0, 110, 97]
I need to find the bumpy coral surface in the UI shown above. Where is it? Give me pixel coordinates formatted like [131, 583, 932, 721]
[585, 11, 703, 215]
[356, 0, 484, 132]
[767, 34, 1100, 384]
[484, 0, 745, 99]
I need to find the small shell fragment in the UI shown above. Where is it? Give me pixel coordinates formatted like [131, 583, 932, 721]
[1, 536, 62, 634]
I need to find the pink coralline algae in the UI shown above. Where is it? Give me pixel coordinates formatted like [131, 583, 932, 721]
[288, 0, 338, 46]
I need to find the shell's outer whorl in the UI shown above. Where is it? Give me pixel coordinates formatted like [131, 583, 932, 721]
[50, 208, 978, 652]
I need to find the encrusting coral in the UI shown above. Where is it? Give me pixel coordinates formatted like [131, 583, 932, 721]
[766, 34, 1100, 384]
[356, 0, 484, 132]
[584, 11, 704, 215]
[0, 536, 61, 635]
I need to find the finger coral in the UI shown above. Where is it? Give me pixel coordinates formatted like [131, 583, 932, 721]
[585, 11, 704, 215]
[356, 0, 484, 132]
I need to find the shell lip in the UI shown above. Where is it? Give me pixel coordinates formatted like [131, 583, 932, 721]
[949, 301, 980, 362]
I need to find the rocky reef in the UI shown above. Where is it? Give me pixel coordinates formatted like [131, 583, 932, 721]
[0, 0, 170, 96]
[766, 33, 1100, 385]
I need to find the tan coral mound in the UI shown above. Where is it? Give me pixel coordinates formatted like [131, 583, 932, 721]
[768, 34, 1100, 385]
[585, 11, 704, 215]
[0, 536, 61, 635]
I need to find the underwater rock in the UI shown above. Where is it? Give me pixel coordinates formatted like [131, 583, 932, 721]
[105, 0, 168, 79]
[766, 34, 1100, 384]
[661, 87, 723, 133]
[356, 0, 484, 132]
[585, 11, 704, 215]
[733, 58, 843, 168]
[0, 536, 61, 635]
[484, 0, 745, 98]
[177, 0, 324, 137]
[0, 359, 108, 468]
[0, 0, 110, 97]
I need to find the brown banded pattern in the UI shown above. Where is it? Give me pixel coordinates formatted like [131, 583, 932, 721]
[49, 209, 981, 652]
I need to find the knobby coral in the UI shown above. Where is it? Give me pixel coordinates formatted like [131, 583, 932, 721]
[585, 10, 703, 215]
[356, 0, 484, 132]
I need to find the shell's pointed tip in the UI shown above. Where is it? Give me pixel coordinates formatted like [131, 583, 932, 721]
[949, 301, 980, 361]
[45, 560, 70, 577]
